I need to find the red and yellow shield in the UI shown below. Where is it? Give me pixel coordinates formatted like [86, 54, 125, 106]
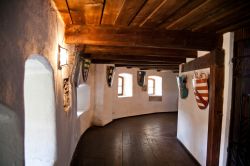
[192, 72, 209, 110]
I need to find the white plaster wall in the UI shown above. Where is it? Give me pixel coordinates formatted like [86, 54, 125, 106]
[92, 64, 113, 126]
[177, 68, 210, 166]
[24, 55, 56, 166]
[112, 67, 178, 119]
[74, 65, 96, 142]
[219, 32, 234, 166]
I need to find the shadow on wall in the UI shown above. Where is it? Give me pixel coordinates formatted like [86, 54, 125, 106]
[0, 103, 23, 165]
[24, 55, 57, 166]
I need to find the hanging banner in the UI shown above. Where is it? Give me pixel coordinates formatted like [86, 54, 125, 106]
[192, 72, 209, 110]
[82, 58, 91, 82]
[176, 75, 188, 99]
[137, 71, 146, 87]
[106, 66, 115, 87]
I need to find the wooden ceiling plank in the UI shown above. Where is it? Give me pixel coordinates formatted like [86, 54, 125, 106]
[115, 0, 147, 26]
[101, 0, 125, 25]
[141, 0, 189, 28]
[194, 3, 250, 33]
[191, 1, 250, 31]
[53, 0, 72, 24]
[83, 4, 103, 25]
[158, 0, 206, 28]
[90, 54, 186, 62]
[130, 0, 165, 27]
[65, 25, 220, 51]
[67, 0, 103, 25]
[166, 0, 228, 30]
[84, 45, 197, 58]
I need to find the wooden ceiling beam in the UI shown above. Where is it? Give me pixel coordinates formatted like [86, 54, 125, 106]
[90, 54, 186, 62]
[115, 64, 179, 70]
[85, 45, 197, 58]
[65, 25, 220, 51]
[91, 59, 182, 65]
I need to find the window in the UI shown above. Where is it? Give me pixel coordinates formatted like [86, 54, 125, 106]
[118, 76, 124, 96]
[148, 76, 162, 96]
[118, 73, 133, 97]
[148, 78, 155, 95]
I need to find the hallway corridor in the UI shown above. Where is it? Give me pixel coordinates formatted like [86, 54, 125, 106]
[71, 113, 199, 166]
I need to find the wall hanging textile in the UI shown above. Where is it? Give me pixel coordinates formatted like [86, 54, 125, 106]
[82, 58, 91, 82]
[192, 72, 209, 110]
[106, 66, 115, 87]
[137, 71, 146, 87]
[176, 75, 188, 99]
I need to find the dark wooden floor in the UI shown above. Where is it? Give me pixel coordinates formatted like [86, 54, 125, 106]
[71, 112, 199, 166]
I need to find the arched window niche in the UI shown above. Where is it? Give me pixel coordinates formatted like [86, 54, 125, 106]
[24, 55, 57, 166]
[77, 83, 90, 117]
[117, 73, 133, 98]
[147, 76, 162, 96]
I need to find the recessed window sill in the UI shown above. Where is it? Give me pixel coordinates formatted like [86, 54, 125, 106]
[149, 96, 162, 101]
[77, 110, 88, 117]
[118, 95, 133, 98]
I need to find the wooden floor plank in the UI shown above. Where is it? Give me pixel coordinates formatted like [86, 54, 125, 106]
[71, 113, 200, 166]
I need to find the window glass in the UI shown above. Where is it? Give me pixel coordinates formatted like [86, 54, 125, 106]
[118, 76, 123, 96]
[148, 79, 154, 95]
[118, 73, 133, 97]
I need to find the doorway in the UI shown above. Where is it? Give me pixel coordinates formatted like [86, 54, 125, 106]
[227, 27, 250, 166]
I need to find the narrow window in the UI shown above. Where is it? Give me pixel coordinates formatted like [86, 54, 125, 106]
[118, 76, 124, 96]
[148, 76, 162, 96]
[118, 73, 133, 97]
[148, 78, 155, 95]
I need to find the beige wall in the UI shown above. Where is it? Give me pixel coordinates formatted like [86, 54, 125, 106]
[219, 32, 234, 166]
[177, 34, 234, 166]
[0, 0, 77, 165]
[177, 68, 210, 166]
[112, 67, 178, 119]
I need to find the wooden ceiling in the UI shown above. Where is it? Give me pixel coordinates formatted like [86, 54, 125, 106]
[53, 0, 250, 71]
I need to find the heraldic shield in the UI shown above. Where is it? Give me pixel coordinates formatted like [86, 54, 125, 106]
[137, 71, 146, 87]
[176, 75, 188, 99]
[82, 58, 91, 82]
[106, 66, 115, 87]
[192, 72, 209, 110]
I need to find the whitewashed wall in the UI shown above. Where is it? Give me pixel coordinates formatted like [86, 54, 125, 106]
[177, 68, 210, 166]
[219, 32, 234, 166]
[112, 67, 178, 119]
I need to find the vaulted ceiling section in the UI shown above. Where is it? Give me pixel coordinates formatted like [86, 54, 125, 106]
[53, 0, 250, 71]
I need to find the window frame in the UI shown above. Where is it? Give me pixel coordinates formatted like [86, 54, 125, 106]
[148, 78, 155, 96]
[118, 76, 124, 96]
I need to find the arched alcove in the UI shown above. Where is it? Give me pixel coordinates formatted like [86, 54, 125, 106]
[24, 55, 57, 165]
[77, 83, 90, 117]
